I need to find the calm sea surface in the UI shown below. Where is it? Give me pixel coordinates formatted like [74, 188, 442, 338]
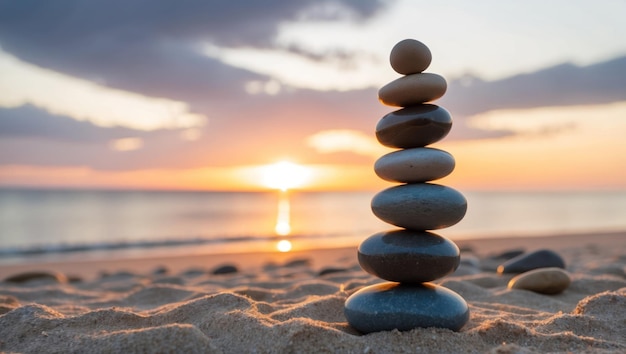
[1, 188, 625, 264]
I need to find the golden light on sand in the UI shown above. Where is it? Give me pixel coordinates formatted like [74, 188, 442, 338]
[276, 239, 292, 252]
[260, 161, 312, 191]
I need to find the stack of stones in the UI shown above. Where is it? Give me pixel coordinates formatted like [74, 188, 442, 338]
[344, 39, 469, 333]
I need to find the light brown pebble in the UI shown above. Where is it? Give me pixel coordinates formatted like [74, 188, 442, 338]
[378, 73, 447, 107]
[374, 147, 455, 183]
[507, 267, 571, 295]
[390, 39, 432, 75]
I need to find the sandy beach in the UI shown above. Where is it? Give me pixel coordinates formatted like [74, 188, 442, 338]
[1, 231, 625, 353]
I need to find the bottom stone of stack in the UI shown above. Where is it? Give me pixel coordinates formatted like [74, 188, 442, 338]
[344, 282, 469, 333]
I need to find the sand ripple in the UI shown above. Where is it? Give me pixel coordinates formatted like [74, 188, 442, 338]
[2, 240, 626, 353]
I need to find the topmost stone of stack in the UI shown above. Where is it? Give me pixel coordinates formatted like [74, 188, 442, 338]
[390, 39, 432, 75]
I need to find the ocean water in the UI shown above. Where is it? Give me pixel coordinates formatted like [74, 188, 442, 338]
[1, 188, 625, 264]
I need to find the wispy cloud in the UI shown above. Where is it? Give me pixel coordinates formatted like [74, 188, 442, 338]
[0, 51, 206, 131]
[307, 129, 387, 157]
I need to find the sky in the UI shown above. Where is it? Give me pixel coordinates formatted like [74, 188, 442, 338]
[0, 0, 625, 192]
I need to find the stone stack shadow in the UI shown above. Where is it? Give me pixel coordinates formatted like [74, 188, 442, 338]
[344, 39, 470, 334]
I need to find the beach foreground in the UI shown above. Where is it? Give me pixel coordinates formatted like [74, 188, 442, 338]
[1, 232, 625, 353]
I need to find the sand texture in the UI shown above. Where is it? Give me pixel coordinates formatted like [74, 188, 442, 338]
[1, 232, 625, 353]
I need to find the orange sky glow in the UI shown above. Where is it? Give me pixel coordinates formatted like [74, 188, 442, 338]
[2, 102, 625, 192]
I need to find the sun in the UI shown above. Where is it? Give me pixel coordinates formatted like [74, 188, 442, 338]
[260, 161, 312, 191]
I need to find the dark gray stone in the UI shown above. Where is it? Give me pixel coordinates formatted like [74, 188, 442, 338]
[376, 105, 452, 148]
[4, 271, 68, 284]
[283, 258, 311, 268]
[481, 249, 526, 271]
[152, 265, 169, 275]
[358, 230, 459, 282]
[212, 264, 238, 275]
[490, 249, 526, 261]
[344, 282, 469, 333]
[497, 249, 566, 274]
[371, 183, 467, 230]
[318, 267, 349, 276]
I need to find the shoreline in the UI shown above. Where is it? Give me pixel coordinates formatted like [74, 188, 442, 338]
[1, 230, 624, 280]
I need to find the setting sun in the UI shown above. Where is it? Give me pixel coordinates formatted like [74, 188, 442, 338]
[260, 161, 312, 191]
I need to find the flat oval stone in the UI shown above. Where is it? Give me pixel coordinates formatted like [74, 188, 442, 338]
[390, 39, 432, 75]
[497, 249, 566, 274]
[508, 267, 571, 294]
[371, 183, 467, 230]
[376, 105, 452, 148]
[375, 147, 455, 183]
[212, 264, 238, 275]
[378, 73, 447, 107]
[358, 230, 460, 282]
[4, 271, 68, 284]
[344, 282, 469, 333]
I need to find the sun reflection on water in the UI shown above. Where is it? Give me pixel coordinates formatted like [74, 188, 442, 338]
[275, 190, 291, 236]
[274, 190, 293, 252]
[276, 239, 292, 252]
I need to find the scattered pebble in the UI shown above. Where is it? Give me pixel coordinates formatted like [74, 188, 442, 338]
[152, 266, 169, 275]
[212, 265, 238, 275]
[491, 249, 526, 261]
[283, 259, 311, 268]
[480, 249, 526, 271]
[497, 249, 565, 274]
[3, 271, 68, 284]
[318, 267, 348, 276]
[508, 267, 571, 294]
[67, 275, 83, 283]
[459, 245, 475, 254]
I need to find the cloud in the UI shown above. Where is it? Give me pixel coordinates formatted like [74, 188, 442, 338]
[307, 129, 386, 157]
[0, 104, 198, 169]
[0, 0, 624, 173]
[109, 137, 144, 152]
[441, 56, 626, 116]
[0, 0, 388, 105]
[0, 50, 206, 131]
[0, 104, 143, 143]
[2, 55, 624, 170]
[439, 56, 626, 140]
